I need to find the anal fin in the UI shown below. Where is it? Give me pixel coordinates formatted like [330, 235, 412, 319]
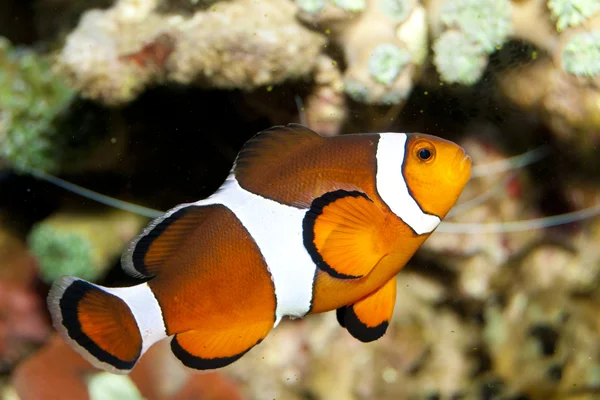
[170, 320, 273, 370]
[336, 277, 397, 342]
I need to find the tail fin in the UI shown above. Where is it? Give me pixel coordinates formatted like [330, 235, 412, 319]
[47, 277, 167, 374]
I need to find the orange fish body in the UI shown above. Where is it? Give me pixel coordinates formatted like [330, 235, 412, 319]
[48, 124, 471, 374]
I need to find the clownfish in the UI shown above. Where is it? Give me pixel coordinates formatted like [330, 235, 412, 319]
[47, 124, 471, 374]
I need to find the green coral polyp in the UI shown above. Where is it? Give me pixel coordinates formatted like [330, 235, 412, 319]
[561, 31, 600, 77]
[332, 0, 366, 12]
[368, 44, 410, 86]
[344, 79, 370, 102]
[379, 0, 415, 22]
[297, 0, 326, 14]
[381, 90, 408, 105]
[0, 37, 75, 173]
[87, 373, 144, 400]
[433, 30, 488, 85]
[28, 224, 95, 283]
[440, 0, 512, 53]
[548, 0, 600, 32]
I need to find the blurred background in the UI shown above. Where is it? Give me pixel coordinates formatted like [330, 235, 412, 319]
[1, 0, 600, 399]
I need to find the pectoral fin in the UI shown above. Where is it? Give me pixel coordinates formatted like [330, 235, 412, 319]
[303, 190, 389, 279]
[336, 277, 397, 342]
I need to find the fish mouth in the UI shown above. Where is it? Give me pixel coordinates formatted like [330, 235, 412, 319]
[449, 149, 472, 181]
[460, 154, 472, 173]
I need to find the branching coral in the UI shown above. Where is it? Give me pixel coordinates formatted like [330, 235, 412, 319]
[432, 30, 489, 86]
[440, 0, 513, 53]
[27, 209, 147, 283]
[345, 1, 428, 104]
[429, 0, 600, 86]
[296, 0, 365, 23]
[297, 0, 428, 105]
[548, 0, 600, 32]
[560, 29, 600, 78]
[497, 9, 600, 149]
[429, 0, 513, 85]
[57, 0, 326, 105]
[427, 0, 600, 145]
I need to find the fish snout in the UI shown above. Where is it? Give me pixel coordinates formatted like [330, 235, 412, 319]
[449, 149, 472, 182]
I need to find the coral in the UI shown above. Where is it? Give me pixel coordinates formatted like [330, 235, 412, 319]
[499, 59, 600, 150]
[57, 0, 326, 105]
[368, 43, 411, 85]
[57, 6, 173, 105]
[384, 274, 477, 398]
[296, 0, 359, 25]
[509, 0, 561, 53]
[331, 0, 367, 12]
[296, 0, 327, 14]
[548, 0, 600, 32]
[303, 54, 347, 136]
[429, 0, 600, 89]
[297, 0, 428, 105]
[379, 0, 417, 21]
[482, 289, 600, 398]
[0, 37, 75, 173]
[0, 37, 129, 174]
[433, 30, 489, 86]
[429, 0, 512, 85]
[27, 209, 147, 283]
[464, 1, 600, 149]
[560, 30, 600, 77]
[11, 334, 245, 400]
[440, 0, 513, 53]
[88, 373, 144, 400]
[168, 0, 324, 87]
[351, 1, 427, 104]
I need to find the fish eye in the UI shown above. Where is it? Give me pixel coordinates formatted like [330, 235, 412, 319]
[418, 148, 431, 160]
[413, 141, 436, 163]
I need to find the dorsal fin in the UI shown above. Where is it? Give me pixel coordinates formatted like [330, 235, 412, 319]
[233, 124, 323, 181]
[121, 205, 217, 278]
